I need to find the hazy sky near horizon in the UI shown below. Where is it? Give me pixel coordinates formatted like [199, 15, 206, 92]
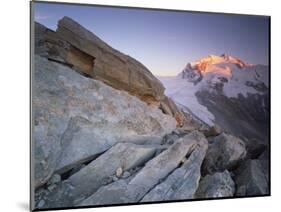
[34, 2, 269, 76]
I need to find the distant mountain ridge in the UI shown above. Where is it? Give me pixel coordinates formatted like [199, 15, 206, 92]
[181, 54, 250, 72]
[178, 54, 268, 97]
[160, 54, 269, 140]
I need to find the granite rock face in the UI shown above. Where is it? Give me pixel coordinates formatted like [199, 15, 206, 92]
[33, 55, 177, 188]
[35, 17, 165, 106]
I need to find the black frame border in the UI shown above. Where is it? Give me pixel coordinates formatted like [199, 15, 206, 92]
[30, 0, 271, 211]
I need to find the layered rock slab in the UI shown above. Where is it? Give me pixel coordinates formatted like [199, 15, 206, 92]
[39, 143, 156, 208]
[79, 131, 206, 206]
[56, 116, 112, 173]
[141, 134, 208, 201]
[33, 55, 177, 188]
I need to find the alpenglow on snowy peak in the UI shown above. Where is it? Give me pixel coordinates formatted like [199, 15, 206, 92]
[191, 54, 252, 70]
[179, 54, 254, 82]
[159, 54, 269, 127]
[178, 54, 268, 97]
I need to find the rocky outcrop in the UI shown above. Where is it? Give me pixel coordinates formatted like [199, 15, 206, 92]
[202, 133, 247, 175]
[69, 142, 156, 196]
[78, 131, 205, 206]
[39, 143, 157, 208]
[33, 55, 177, 188]
[125, 131, 202, 201]
[56, 116, 112, 173]
[195, 170, 235, 198]
[35, 17, 165, 106]
[234, 159, 269, 196]
[141, 134, 208, 201]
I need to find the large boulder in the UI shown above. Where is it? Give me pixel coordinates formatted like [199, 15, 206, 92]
[234, 159, 269, 196]
[141, 134, 208, 201]
[78, 131, 205, 206]
[38, 143, 157, 209]
[33, 56, 177, 188]
[202, 133, 247, 175]
[35, 17, 165, 106]
[195, 170, 235, 198]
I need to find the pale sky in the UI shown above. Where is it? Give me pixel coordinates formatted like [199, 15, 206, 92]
[34, 2, 269, 76]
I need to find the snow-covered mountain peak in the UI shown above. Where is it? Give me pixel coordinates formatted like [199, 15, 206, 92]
[190, 54, 252, 72]
[179, 54, 263, 85]
[161, 55, 269, 126]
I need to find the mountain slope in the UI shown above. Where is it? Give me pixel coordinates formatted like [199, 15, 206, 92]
[159, 76, 215, 126]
